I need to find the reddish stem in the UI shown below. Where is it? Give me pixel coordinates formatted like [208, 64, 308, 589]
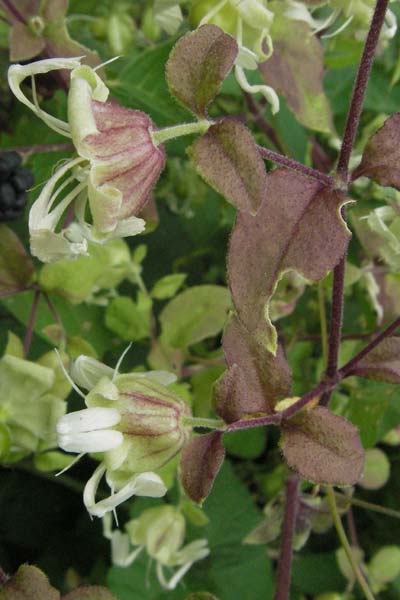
[23, 289, 41, 357]
[321, 0, 390, 406]
[244, 93, 285, 153]
[0, 0, 26, 23]
[2, 143, 73, 155]
[257, 145, 335, 186]
[273, 475, 299, 600]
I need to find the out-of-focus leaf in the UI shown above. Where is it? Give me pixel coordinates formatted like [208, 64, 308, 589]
[346, 337, 400, 383]
[185, 595, 219, 600]
[281, 406, 364, 485]
[166, 24, 237, 117]
[214, 314, 291, 422]
[150, 273, 186, 299]
[0, 564, 59, 600]
[261, 4, 333, 133]
[353, 113, 400, 186]
[188, 119, 267, 214]
[0, 225, 35, 296]
[62, 587, 117, 600]
[159, 285, 231, 349]
[223, 428, 266, 459]
[105, 293, 152, 342]
[181, 431, 225, 504]
[228, 169, 351, 354]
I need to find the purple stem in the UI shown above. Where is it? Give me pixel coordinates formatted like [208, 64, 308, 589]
[273, 475, 299, 600]
[321, 0, 390, 406]
[347, 507, 359, 548]
[0, 0, 26, 23]
[42, 292, 66, 340]
[245, 93, 285, 153]
[3, 143, 74, 155]
[23, 289, 40, 357]
[0, 566, 8, 585]
[257, 145, 335, 186]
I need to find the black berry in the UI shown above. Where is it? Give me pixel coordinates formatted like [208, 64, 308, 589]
[0, 151, 34, 221]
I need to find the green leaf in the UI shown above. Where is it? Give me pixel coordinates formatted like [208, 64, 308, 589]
[228, 169, 351, 354]
[353, 113, 400, 187]
[0, 565, 59, 600]
[260, 4, 334, 133]
[0, 225, 35, 297]
[188, 118, 268, 214]
[166, 24, 238, 117]
[150, 273, 187, 300]
[280, 406, 365, 485]
[105, 293, 152, 342]
[181, 431, 225, 504]
[159, 285, 231, 349]
[292, 552, 345, 595]
[223, 427, 266, 459]
[214, 313, 291, 422]
[185, 595, 219, 600]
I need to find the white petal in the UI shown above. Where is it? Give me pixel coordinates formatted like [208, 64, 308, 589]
[71, 356, 114, 390]
[58, 429, 123, 453]
[132, 370, 177, 385]
[57, 407, 121, 434]
[85, 471, 167, 518]
[235, 65, 280, 115]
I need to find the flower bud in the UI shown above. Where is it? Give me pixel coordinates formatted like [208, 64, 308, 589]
[359, 448, 390, 490]
[369, 545, 400, 585]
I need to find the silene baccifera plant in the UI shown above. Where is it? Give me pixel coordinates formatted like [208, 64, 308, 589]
[2, 0, 400, 599]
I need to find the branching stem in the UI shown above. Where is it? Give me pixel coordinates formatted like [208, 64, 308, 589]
[23, 289, 41, 357]
[257, 145, 335, 186]
[273, 475, 299, 600]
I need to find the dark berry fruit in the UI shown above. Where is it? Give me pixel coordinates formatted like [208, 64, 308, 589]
[0, 151, 34, 221]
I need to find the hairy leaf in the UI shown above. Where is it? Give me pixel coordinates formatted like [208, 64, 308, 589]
[159, 285, 231, 349]
[228, 169, 351, 354]
[346, 337, 400, 383]
[63, 587, 117, 600]
[166, 24, 238, 117]
[0, 565, 59, 600]
[260, 4, 333, 133]
[0, 225, 35, 297]
[188, 119, 267, 214]
[214, 313, 291, 422]
[181, 431, 225, 504]
[281, 406, 364, 485]
[352, 113, 400, 187]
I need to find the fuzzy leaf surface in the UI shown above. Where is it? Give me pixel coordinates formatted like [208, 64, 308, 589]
[188, 119, 267, 214]
[214, 313, 291, 422]
[0, 565, 59, 600]
[63, 587, 117, 600]
[353, 113, 400, 187]
[281, 406, 364, 485]
[181, 431, 225, 504]
[0, 225, 35, 296]
[346, 337, 400, 383]
[166, 24, 238, 117]
[260, 4, 333, 133]
[228, 169, 350, 354]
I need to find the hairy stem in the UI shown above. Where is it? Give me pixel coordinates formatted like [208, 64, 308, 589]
[257, 145, 335, 186]
[318, 280, 328, 367]
[23, 289, 41, 357]
[184, 416, 225, 429]
[273, 475, 299, 600]
[152, 120, 210, 145]
[335, 492, 400, 520]
[326, 487, 376, 600]
[244, 93, 284, 152]
[322, 0, 390, 406]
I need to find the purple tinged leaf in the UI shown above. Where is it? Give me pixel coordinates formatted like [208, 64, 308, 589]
[0, 225, 35, 296]
[62, 587, 117, 600]
[214, 313, 291, 423]
[260, 8, 333, 133]
[166, 24, 238, 118]
[228, 169, 351, 354]
[0, 565, 60, 600]
[10, 23, 46, 62]
[353, 114, 400, 187]
[281, 406, 365, 486]
[188, 119, 267, 214]
[347, 337, 400, 384]
[181, 431, 225, 504]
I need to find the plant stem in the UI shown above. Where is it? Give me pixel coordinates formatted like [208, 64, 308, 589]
[257, 145, 335, 186]
[335, 491, 400, 520]
[339, 314, 400, 377]
[3, 143, 73, 155]
[42, 292, 67, 344]
[318, 280, 328, 366]
[346, 507, 359, 548]
[23, 289, 40, 357]
[273, 475, 299, 600]
[244, 92, 284, 152]
[0, 566, 8, 585]
[322, 0, 390, 406]
[0, 0, 26, 23]
[152, 120, 211, 145]
[326, 487, 376, 600]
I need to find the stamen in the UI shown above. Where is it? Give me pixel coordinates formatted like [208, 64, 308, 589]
[113, 343, 133, 380]
[235, 65, 280, 114]
[199, 0, 228, 25]
[55, 452, 85, 477]
[54, 348, 86, 400]
[321, 15, 354, 39]
[94, 56, 122, 71]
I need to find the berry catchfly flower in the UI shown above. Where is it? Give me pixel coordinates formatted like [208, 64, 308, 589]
[8, 57, 166, 263]
[55, 352, 192, 517]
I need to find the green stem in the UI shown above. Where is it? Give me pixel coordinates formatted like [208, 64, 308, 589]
[326, 487, 375, 600]
[318, 280, 328, 367]
[183, 416, 225, 429]
[152, 120, 211, 145]
[335, 492, 400, 520]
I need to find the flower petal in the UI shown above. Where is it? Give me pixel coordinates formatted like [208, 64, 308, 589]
[58, 429, 123, 453]
[56, 407, 121, 434]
